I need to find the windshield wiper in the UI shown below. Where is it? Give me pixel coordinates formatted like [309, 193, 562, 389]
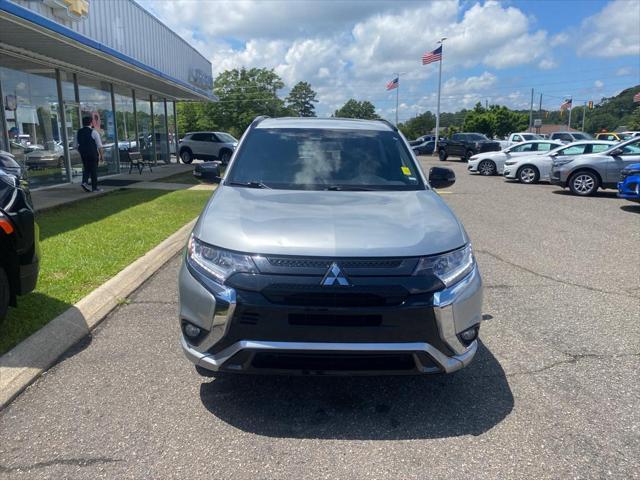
[227, 180, 271, 189]
[324, 185, 373, 191]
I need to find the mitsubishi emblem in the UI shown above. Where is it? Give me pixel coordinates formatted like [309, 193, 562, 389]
[321, 262, 351, 286]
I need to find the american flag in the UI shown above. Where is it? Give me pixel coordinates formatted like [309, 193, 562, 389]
[422, 45, 442, 65]
[634, 92, 640, 103]
[386, 77, 399, 91]
[560, 98, 572, 110]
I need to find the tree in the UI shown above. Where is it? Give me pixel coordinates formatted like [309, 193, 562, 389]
[398, 111, 436, 139]
[463, 103, 494, 136]
[212, 67, 287, 136]
[628, 106, 640, 130]
[491, 105, 528, 137]
[333, 99, 378, 119]
[285, 81, 318, 117]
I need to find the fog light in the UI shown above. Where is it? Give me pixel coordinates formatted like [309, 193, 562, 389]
[458, 325, 479, 347]
[183, 322, 202, 339]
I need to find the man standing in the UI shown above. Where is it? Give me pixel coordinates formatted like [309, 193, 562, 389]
[76, 116, 103, 192]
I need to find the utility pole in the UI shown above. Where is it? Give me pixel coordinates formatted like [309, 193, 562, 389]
[529, 88, 534, 132]
[567, 99, 573, 130]
[433, 37, 446, 155]
[582, 101, 587, 132]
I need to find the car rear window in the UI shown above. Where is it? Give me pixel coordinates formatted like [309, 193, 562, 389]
[227, 128, 424, 191]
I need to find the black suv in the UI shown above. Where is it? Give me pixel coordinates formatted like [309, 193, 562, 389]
[0, 152, 39, 321]
[438, 133, 501, 161]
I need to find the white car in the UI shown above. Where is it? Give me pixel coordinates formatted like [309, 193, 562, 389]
[502, 140, 616, 184]
[467, 140, 562, 176]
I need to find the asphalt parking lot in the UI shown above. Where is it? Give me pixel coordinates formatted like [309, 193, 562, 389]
[1, 156, 638, 479]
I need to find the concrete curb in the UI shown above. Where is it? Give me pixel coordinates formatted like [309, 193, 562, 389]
[0, 218, 197, 410]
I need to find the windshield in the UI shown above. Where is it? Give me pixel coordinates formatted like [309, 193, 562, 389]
[466, 133, 489, 141]
[216, 132, 238, 143]
[226, 128, 424, 191]
[572, 132, 593, 140]
[522, 134, 541, 140]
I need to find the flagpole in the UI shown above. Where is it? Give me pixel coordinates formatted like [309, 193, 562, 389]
[433, 37, 446, 155]
[395, 72, 399, 126]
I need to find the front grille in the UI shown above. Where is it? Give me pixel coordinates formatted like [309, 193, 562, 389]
[251, 352, 416, 371]
[266, 257, 403, 269]
[288, 313, 382, 327]
[262, 284, 408, 307]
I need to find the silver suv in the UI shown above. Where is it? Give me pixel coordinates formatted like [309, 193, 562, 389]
[550, 136, 640, 195]
[178, 117, 483, 376]
[178, 131, 238, 165]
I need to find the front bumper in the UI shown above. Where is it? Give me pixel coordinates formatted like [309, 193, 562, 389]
[503, 166, 517, 179]
[618, 177, 640, 202]
[467, 161, 479, 172]
[549, 168, 567, 187]
[179, 260, 483, 375]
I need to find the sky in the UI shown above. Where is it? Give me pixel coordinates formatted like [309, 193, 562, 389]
[139, 0, 640, 122]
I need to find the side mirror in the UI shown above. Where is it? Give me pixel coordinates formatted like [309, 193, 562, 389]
[610, 148, 623, 157]
[429, 167, 455, 189]
[549, 152, 558, 158]
[194, 162, 221, 183]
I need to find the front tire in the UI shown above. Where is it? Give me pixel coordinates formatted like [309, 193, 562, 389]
[0, 266, 10, 322]
[517, 165, 540, 184]
[569, 170, 599, 196]
[219, 150, 231, 165]
[463, 149, 474, 162]
[478, 160, 497, 176]
[180, 149, 193, 164]
[438, 149, 447, 161]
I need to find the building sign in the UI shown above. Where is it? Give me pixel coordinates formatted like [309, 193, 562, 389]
[188, 69, 214, 92]
[42, 0, 89, 20]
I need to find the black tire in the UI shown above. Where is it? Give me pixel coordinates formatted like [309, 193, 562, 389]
[195, 365, 219, 378]
[517, 165, 540, 184]
[0, 266, 9, 323]
[478, 160, 497, 176]
[179, 149, 193, 164]
[463, 149, 474, 162]
[568, 170, 599, 196]
[438, 149, 447, 161]
[219, 150, 231, 165]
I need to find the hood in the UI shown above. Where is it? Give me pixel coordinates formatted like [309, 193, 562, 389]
[194, 187, 467, 257]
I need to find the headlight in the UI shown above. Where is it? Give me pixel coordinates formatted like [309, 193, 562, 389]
[553, 158, 574, 166]
[187, 235, 257, 284]
[413, 244, 475, 287]
[504, 160, 518, 166]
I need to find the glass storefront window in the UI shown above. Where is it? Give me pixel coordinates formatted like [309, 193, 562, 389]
[0, 55, 67, 187]
[152, 96, 169, 164]
[167, 101, 177, 161]
[135, 92, 153, 163]
[77, 75, 117, 177]
[113, 86, 136, 170]
[59, 70, 81, 180]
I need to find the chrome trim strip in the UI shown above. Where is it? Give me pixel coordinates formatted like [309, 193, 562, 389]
[181, 337, 477, 374]
[432, 265, 480, 355]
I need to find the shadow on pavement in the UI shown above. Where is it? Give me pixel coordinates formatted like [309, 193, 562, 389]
[199, 341, 513, 440]
[551, 189, 620, 199]
[620, 204, 640, 213]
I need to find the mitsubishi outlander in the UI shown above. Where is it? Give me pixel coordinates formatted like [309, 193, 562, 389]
[179, 117, 483, 376]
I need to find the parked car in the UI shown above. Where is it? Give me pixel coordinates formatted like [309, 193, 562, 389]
[549, 131, 593, 143]
[617, 163, 640, 202]
[408, 135, 435, 146]
[499, 132, 543, 149]
[179, 116, 482, 377]
[468, 140, 561, 176]
[412, 140, 435, 155]
[9, 141, 65, 170]
[594, 132, 633, 142]
[503, 141, 615, 184]
[0, 152, 39, 321]
[620, 131, 640, 138]
[550, 136, 640, 195]
[438, 132, 501, 162]
[178, 131, 238, 164]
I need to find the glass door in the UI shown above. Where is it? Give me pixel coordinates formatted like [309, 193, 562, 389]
[64, 101, 82, 182]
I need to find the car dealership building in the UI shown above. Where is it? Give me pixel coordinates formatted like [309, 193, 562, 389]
[0, 0, 214, 188]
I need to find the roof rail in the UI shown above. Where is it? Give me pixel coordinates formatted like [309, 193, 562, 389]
[249, 116, 270, 130]
[377, 118, 398, 132]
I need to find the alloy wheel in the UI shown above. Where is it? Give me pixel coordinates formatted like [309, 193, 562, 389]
[519, 167, 537, 184]
[572, 174, 595, 194]
[478, 160, 496, 176]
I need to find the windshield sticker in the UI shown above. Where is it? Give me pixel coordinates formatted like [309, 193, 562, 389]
[401, 166, 411, 176]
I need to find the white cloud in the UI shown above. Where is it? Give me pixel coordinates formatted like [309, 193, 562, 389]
[538, 59, 557, 70]
[550, 33, 569, 47]
[576, 0, 640, 57]
[594, 80, 604, 88]
[443, 72, 497, 94]
[616, 67, 632, 76]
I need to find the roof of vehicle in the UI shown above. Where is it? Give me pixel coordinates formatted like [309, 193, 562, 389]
[184, 131, 234, 136]
[255, 117, 393, 131]
[559, 140, 616, 145]
[550, 131, 588, 135]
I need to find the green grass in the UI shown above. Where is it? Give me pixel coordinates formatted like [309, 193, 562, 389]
[0, 188, 212, 355]
[152, 170, 200, 184]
